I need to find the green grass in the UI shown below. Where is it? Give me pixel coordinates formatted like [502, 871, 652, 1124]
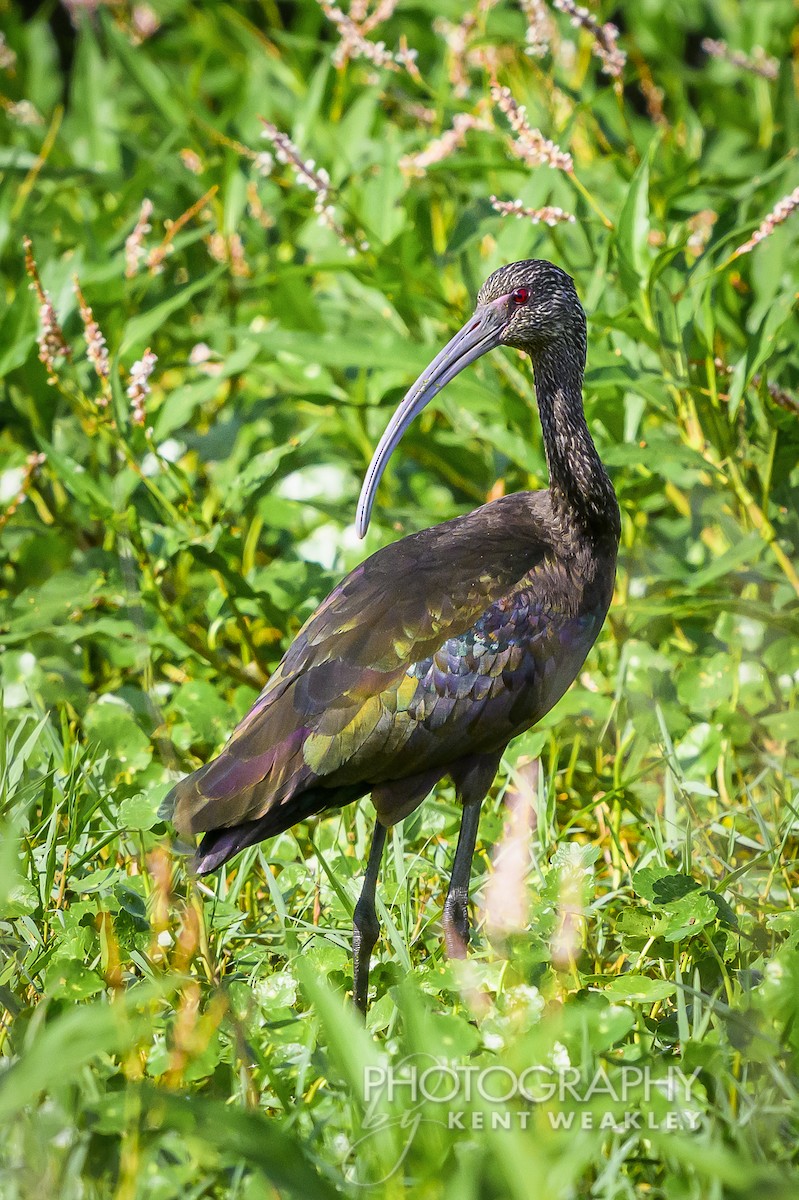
[1, 1, 799, 1196]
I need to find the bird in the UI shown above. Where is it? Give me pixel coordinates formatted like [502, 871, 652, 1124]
[161, 259, 620, 1013]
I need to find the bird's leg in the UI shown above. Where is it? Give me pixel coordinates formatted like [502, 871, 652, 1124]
[442, 798, 483, 959]
[442, 753, 501, 959]
[352, 820, 388, 1014]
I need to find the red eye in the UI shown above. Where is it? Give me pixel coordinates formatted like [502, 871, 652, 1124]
[511, 287, 530, 304]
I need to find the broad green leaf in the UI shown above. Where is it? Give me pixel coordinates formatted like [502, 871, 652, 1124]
[656, 890, 718, 942]
[633, 868, 699, 906]
[615, 149, 652, 298]
[84, 698, 152, 776]
[604, 976, 677, 1003]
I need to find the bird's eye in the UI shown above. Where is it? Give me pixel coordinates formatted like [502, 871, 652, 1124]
[511, 287, 530, 305]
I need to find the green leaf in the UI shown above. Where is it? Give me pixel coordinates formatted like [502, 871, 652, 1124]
[120, 268, 225, 356]
[633, 868, 699, 906]
[0, 830, 39, 919]
[153, 340, 261, 438]
[83, 698, 152, 776]
[223, 427, 318, 511]
[656, 891, 718, 942]
[0, 287, 37, 377]
[101, 12, 189, 127]
[604, 975, 677, 1003]
[31, 447, 114, 518]
[615, 149, 652, 297]
[616, 908, 657, 938]
[69, 21, 121, 173]
[728, 290, 796, 415]
[685, 534, 765, 590]
[119, 789, 163, 830]
[677, 653, 736, 712]
[46, 960, 106, 1001]
[167, 680, 235, 746]
[761, 711, 799, 742]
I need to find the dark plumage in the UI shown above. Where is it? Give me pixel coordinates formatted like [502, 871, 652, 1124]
[162, 259, 620, 1011]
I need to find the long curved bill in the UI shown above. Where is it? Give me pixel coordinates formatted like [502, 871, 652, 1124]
[355, 294, 510, 538]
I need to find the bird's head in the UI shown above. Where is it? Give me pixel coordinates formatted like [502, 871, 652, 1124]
[476, 259, 586, 355]
[356, 259, 586, 538]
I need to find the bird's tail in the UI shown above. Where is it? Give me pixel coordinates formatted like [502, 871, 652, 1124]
[162, 780, 367, 874]
[192, 789, 327, 873]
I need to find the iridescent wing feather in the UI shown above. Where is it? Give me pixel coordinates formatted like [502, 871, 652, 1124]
[163, 492, 608, 868]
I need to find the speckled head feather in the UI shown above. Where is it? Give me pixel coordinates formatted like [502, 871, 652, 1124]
[477, 259, 587, 358]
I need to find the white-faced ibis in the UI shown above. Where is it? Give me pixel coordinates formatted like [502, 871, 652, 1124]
[162, 260, 619, 1011]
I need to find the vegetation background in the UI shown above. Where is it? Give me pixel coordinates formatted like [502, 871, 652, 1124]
[1, 0, 798, 1196]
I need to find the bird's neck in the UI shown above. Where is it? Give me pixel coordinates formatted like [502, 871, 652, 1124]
[531, 343, 620, 541]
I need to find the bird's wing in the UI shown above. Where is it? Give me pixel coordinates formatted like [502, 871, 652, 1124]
[167, 494, 556, 836]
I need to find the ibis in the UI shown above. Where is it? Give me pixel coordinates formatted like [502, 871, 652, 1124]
[162, 260, 620, 1011]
